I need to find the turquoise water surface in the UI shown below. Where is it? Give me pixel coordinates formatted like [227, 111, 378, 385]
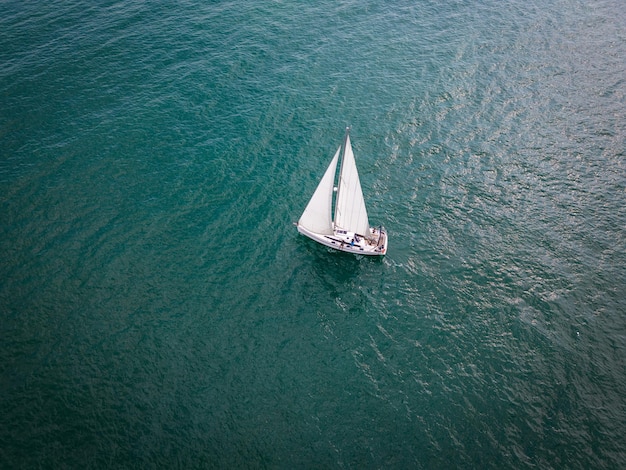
[1, 1, 625, 468]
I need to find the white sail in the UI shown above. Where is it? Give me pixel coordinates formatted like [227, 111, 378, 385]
[296, 128, 387, 256]
[298, 147, 341, 235]
[334, 135, 370, 236]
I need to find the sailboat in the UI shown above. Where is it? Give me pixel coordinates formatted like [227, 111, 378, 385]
[296, 127, 388, 255]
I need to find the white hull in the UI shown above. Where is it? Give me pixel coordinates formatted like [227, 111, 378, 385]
[297, 224, 387, 256]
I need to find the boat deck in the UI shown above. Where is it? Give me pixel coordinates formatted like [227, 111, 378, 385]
[297, 224, 387, 256]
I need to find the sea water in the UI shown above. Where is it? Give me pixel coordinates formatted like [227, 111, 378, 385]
[1, 0, 625, 467]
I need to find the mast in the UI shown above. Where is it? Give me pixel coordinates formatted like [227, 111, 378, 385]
[333, 126, 350, 227]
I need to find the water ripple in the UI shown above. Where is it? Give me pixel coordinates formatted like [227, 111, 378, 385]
[1, 0, 625, 467]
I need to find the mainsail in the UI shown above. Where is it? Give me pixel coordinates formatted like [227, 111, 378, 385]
[334, 134, 370, 236]
[297, 147, 340, 235]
